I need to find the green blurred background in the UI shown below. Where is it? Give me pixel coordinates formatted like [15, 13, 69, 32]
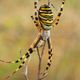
[0, 0, 80, 80]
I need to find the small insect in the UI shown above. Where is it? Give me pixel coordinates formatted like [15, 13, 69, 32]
[0, 0, 65, 79]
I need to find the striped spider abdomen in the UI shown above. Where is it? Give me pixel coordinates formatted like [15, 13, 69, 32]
[39, 4, 53, 30]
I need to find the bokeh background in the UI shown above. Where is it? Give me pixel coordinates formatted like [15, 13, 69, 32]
[0, 0, 80, 80]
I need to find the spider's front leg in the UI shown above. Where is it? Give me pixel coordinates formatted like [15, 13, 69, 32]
[53, 0, 65, 26]
[31, 0, 42, 32]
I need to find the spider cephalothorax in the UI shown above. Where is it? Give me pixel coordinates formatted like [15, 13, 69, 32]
[39, 4, 53, 30]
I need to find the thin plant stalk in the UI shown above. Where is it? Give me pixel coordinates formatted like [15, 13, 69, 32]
[37, 41, 46, 80]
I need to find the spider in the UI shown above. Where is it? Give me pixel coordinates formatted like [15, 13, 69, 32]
[0, 0, 65, 79]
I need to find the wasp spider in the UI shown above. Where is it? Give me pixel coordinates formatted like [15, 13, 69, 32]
[0, 0, 65, 79]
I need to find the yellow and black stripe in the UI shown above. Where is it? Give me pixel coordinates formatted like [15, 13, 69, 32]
[39, 4, 53, 30]
[53, 0, 65, 26]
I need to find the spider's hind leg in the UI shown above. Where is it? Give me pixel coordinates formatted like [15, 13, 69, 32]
[41, 38, 53, 77]
[5, 34, 42, 79]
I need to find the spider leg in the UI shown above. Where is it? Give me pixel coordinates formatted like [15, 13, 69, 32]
[31, 0, 42, 32]
[0, 50, 31, 64]
[0, 49, 27, 64]
[42, 37, 53, 76]
[34, 0, 39, 20]
[5, 33, 43, 79]
[0, 33, 43, 64]
[31, 15, 41, 32]
[0, 53, 26, 64]
[52, 0, 65, 26]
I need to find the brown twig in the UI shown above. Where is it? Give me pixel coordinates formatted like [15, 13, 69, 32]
[37, 41, 46, 80]
[19, 49, 30, 80]
[22, 41, 47, 80]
